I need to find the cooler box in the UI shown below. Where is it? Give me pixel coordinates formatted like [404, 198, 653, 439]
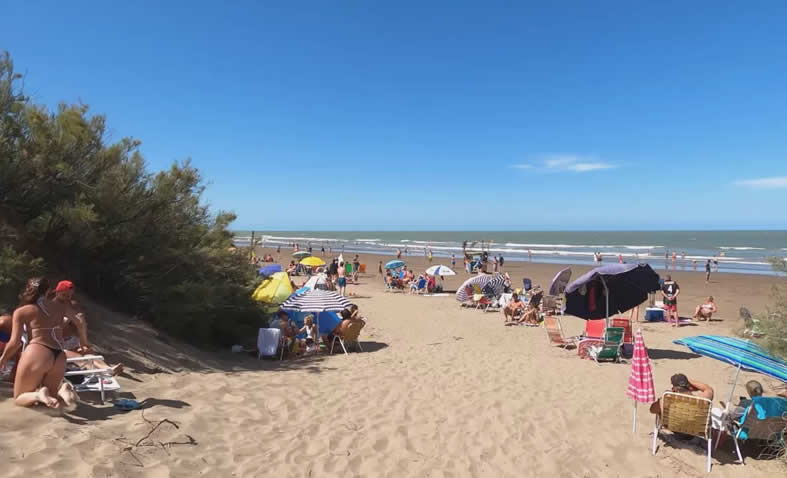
[360, 264, 366, 273]
[645, 307, 665, 322]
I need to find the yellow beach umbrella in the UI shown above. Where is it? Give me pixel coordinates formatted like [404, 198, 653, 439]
[252, 272, 293, 304]
[300, 256, 326, 267]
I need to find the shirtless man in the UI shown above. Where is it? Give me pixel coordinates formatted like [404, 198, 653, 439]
[650, 373, 713, 418]
[0, 278, 77, 409]
[503, 293, 525, 324]
[337, 261, 347, 296]
[53, 281, 123, 375]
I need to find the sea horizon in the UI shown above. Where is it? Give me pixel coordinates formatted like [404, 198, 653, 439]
[233, 230, 787, 276]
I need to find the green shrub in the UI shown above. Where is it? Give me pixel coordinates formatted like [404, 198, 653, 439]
[0, 51, 264, 345]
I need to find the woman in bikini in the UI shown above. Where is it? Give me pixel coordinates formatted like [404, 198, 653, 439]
[0, 278, 77, 408]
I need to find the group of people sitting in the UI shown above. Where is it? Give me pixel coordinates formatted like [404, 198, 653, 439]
[276, 304, 366, 357]
[0, 278, 123, 409]
[651, 373, 786, 424]
[503, 288, 543, 326]
[385, 266, 442, 293]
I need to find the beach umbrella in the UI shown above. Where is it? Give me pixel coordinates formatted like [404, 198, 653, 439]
[455, 273, 501, 302]
[426, 265, 456, 276]
[258, 264, 283, 277]
[300, 256, 325, 267]
[251, 272, 293, 305]
[385, 260, 405, 270]
[548, 267, 572, 296]
[280, 289, 352, 313]
[292, 251, 311, 259]
[564, 263, 660, 323]
[303, 273, 329, 291]
[673, 335, 787, 409]
[481, 273, 506, 297]
[627, 329, 656, 432]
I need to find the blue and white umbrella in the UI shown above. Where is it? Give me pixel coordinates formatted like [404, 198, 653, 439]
[426, 265, 456, 276]
[280, 289, 352, 313]
[385, 260, 405, 270]
[455, 273, 503, 302]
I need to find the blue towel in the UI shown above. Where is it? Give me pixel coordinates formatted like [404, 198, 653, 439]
[738, 396, 787, 440]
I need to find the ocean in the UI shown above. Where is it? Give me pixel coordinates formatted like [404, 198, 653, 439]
[232, 230, 787, 276]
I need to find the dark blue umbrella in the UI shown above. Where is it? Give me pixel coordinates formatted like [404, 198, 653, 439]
[564, 263, 660, 321]
[258, 264, 283, 277]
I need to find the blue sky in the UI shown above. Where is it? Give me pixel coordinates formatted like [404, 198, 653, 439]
[4, 1, 787, 230]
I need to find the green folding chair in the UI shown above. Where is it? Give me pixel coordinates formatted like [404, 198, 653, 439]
[589, 327, 624, 364]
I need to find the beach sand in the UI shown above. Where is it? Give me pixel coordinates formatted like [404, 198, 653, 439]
[1, 248, 784, 477]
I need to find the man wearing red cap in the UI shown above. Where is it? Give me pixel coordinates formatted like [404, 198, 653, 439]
[54, 281, 123, 375]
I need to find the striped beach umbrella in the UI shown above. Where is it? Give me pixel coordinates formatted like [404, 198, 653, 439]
[425, 265, 456, 276]
[455, 273, 502, 302]
[292, 251, 311, 259]
[627, 329, 655, 432]
[280, 289, 352, 313]
[385, 260, 405, 270]
[673, 335, 787, 382]
[481, 273, 506, 297]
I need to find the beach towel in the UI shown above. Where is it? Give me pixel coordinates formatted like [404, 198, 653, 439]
[737, 396, 787, 440]
[257, 328, 282, 357]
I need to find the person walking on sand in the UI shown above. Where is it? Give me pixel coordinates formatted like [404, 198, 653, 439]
[499, 255, 504, 271]
[705, 259, 711, 283]
[451, 253, 456, 269]
[396, 248, 402, 259]
[378, 260, 383, 277]
[428, 249, 433, 263]
[661, 275, 680, 327]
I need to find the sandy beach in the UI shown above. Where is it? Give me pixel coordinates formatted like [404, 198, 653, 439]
[1, 249, 784, 477]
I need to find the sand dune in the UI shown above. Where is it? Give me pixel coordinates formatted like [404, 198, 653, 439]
[1, 252, 783, 477]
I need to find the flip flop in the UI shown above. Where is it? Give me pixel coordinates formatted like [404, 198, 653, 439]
[114, 399, 140, 411]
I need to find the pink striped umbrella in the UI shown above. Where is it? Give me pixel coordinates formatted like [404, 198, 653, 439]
[626, 329, 655, 432]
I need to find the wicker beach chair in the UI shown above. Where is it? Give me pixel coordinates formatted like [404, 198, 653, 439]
[544, 316, 578, 349]
[330, 319, 365, 355]
[652, 392, 714, 472]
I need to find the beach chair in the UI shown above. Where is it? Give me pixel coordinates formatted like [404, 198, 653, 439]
[542, 295, 562, 316]
[331, 319, 365, 355]
[730, 396, 787, 464]
[587, 327, 624, 364]
[412, 278, 427, 294]
[544, 316, 579, 349]
[610, 317, 633, 344]
[522, 278, 532, 295]
[652, 392, 714, 472]
[257, 327, 282, 358]
[65, 355, 121, 404]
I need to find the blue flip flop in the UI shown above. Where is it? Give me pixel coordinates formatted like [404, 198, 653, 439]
[114, 399, 140, 411]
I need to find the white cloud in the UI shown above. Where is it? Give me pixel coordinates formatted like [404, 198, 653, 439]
[734, 176, 787, 189]
[512, 154, 616, 173]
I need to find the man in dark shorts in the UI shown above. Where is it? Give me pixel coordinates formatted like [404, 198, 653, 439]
[705, 260, 711, 283]
[661, 275, 680, 327]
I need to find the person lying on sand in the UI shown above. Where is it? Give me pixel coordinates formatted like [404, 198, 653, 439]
[52, 281, 123, 376]
[0, 278, 78, 409]
[503, 294, 525, 324]
[650, 373, 714, 419]
[693, 296, 717, 322]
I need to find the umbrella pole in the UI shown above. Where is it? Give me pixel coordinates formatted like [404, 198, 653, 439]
[600, 275, 610, 327]
[633, 401, 637, 433]
[726, 363, 742, 413]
